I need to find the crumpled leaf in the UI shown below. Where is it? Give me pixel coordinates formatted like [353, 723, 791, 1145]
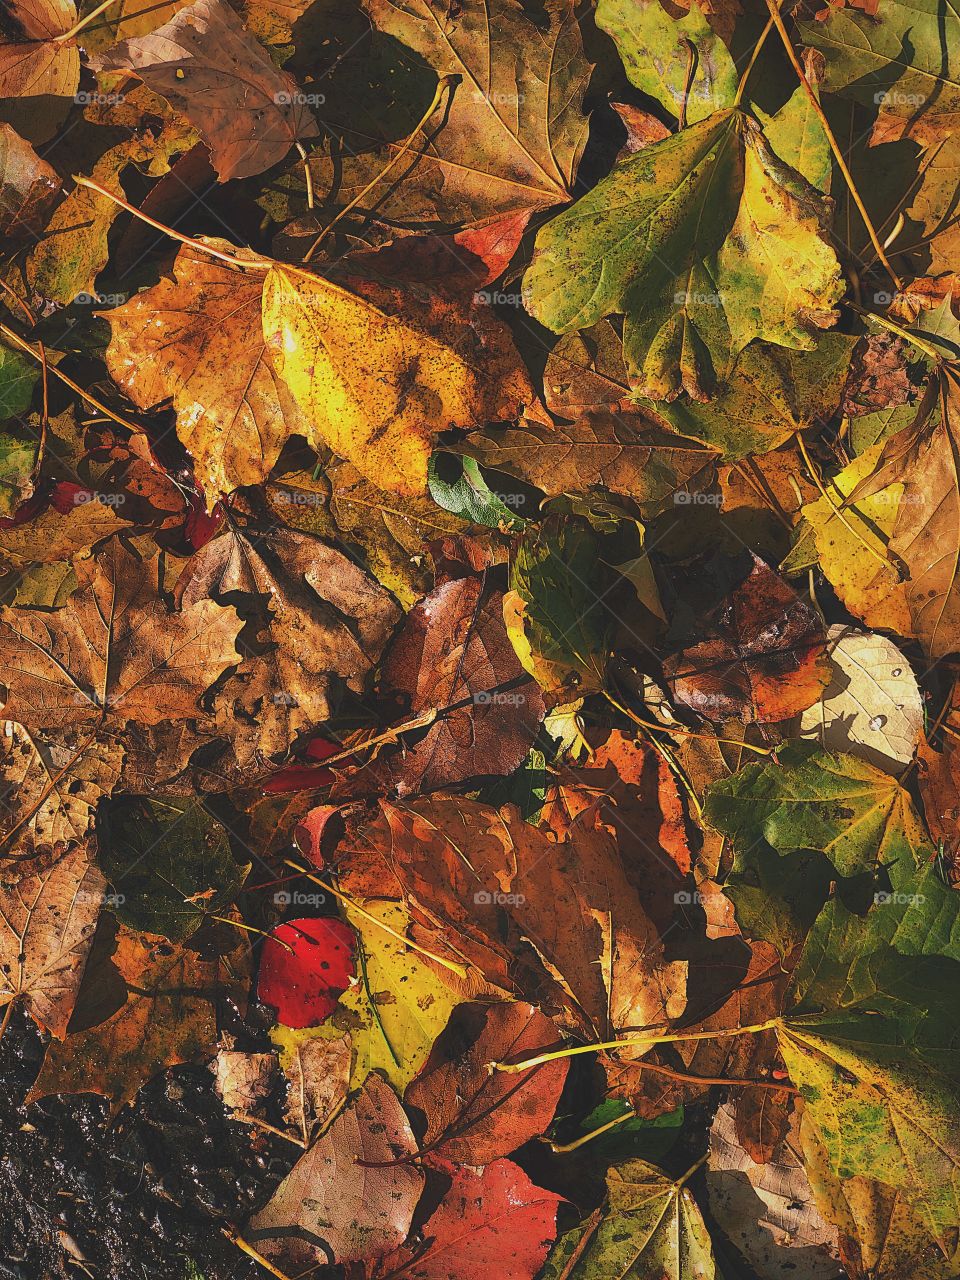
[356, 572, 546, 796]
[664, 554, 831, 724]
[176, 521, 401, 761]
[101, 0, 319, 181]
[0, 722, 123, 864]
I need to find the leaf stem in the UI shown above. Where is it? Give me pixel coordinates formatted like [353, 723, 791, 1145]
[0, 321, 146, 437]
[759, 0, 903, 289]
[490, 1018, 783, 1073]
[733, 15, 776, 107]
[302, 74, 457, 263]
[57, 0, 122, 41]
[794, 429, 898, 573]
[0, 998, 15, 1045]
[548, 1106, 639, 1153]
[283, 859, 469, 979]
[222, 1231, 294, 1280]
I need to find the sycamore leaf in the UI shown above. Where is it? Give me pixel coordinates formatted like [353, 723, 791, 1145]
[541, 1158, 718, 1279]
[301, 0, 590, 228]
[0, 840, 104, 1037]
[261, 263, 534, 497]
[101, 0, 319, 181]
[96, 795, 249, 941]
[596, 0, 737, 125]
[523, 110, 843, 401]
[247, 1073, 424, 1269]
[0, 540, 242, 735]
[799, 1108, 960, 1280]
[703, 741, 932, 879]
[800, 0, 960, 121]
[650, 332, 857, 459]
[106, 245, 310, 504]
[776, 901, 960, 1236]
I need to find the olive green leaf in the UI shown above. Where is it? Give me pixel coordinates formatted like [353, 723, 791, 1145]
[96, 795, 250, 942]
[799, 0, 960, 121]
[540, 1157, 717, 1279]
[596, 0, 737, 125]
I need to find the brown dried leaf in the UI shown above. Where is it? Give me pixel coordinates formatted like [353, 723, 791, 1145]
[101, 0, 319, 181]
[0, 540, 241, 735]
[0, 840, 104, 1037]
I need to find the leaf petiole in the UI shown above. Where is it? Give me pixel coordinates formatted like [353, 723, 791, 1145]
[490, 1018, 784, 1073]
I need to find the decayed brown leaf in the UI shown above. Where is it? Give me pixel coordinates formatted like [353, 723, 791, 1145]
[0, 540, 241, 734]
[349, 573, 546, 796]
[0, 722, 123, 864]
[664, 554, 832, 723]
[101, 0, 319, 181]
[0, 122, 61, 239]
[0, 840, 104, 1037]
[176, 521, 401, 761]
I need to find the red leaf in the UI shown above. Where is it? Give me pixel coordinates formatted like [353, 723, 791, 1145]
[257, 916, 355, 1028]
[384, 1158, 564, 1280]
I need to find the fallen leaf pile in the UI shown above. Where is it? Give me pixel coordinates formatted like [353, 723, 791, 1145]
[0, 0, 959, 1277]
